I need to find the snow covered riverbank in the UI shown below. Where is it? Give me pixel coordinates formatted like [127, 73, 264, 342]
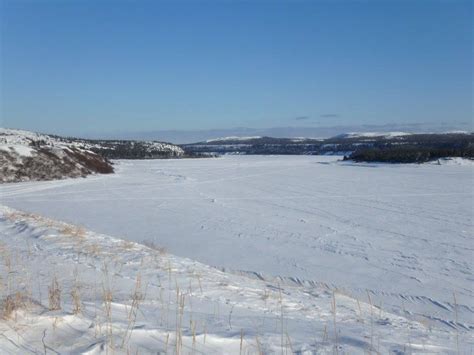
[0, 205, 462, 353]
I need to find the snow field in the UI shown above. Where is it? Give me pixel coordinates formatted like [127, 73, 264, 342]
[0, 155, 472, 353]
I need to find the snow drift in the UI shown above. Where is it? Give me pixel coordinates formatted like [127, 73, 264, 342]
[0, 205, 460, 354]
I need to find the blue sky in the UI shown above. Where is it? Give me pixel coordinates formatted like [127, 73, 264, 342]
[1, 0, 472, 136]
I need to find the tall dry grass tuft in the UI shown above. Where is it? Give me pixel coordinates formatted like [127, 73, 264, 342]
[332, 291, 338, 355]
[48, 276, 62, 311]
[278, 283, 284, 354]
[71, 271, 82, 315]
[1, 292, 24, 319]
[121, 274, 145, 348]
[71, 288, 81, 315]
[367, 289, 374, 351]
[102, 268, 115, 353]
[191, 319, 197, 353]
[174, 285, 186, 355]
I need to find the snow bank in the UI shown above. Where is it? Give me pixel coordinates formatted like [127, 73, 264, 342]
[427, 157, 474, 166]
[0, 205, 458, 354]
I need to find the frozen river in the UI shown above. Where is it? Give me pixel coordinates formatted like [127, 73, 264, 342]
[1, 155, 472, 332]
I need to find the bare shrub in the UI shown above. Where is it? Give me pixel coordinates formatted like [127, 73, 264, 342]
[66, 148, 114, 174]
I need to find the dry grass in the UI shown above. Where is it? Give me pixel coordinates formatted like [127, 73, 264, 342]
[101, 262, 115, 353]
[71, 271, 82, 315]
[175, 286, 186, 355]
[71, 287, 81, 315]
[2, 207, 433, 354]
[61, 225, 86, 240]
[142, 240, 167, 254]
[332, 291, 338, 355]
[120, 240, 135, 250]
[48, 276, 62, 311]
[85, 243, 101, 257]
[121, 274, 145, 348]
[0, 242, 27, 319]
[1, 292, 25, 319]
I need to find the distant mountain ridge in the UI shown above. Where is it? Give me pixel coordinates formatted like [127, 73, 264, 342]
[80, 122, 472, 144]
[182, 132, 474, 162]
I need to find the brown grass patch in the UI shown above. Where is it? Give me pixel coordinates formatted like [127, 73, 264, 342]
[1, 292, 26, 319]
[48, 277, 62, 311]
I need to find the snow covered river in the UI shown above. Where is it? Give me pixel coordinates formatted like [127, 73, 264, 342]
[1, 155, 472, 332]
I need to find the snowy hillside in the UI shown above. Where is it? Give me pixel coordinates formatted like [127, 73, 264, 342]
[0, 128, 190, 183]
[0, 128, 61, 146]
[0, 205, 459, 354]
[0, 128, 113, 183]
[87, 139, 184, 160]
[206, 136, 263, 143]
[0, 128, 184, 157]
[333, 132, 412, 139]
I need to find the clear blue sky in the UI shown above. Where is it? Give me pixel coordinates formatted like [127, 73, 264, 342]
[1, 0, 472, 136]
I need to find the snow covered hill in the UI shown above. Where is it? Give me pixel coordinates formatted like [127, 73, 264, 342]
[183, 132, 474, 160]
[206, 136, 263, 143]
[0, 205, 459, 354]
[332, 131, 412, 139]
[0, 128, 114, 183]
[0, 128, 187, 183]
